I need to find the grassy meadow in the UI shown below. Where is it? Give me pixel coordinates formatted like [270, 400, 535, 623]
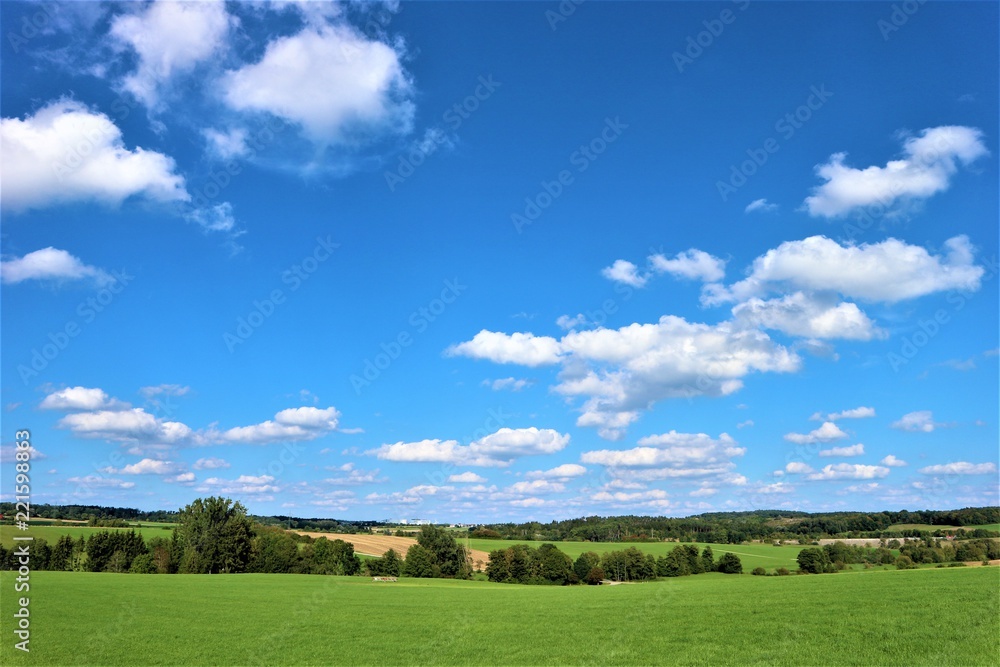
[2, 567, 997, 666]
[466, 538, 806, 571]
[0, 523, 176, 549]
[885, 522, 1000, 533]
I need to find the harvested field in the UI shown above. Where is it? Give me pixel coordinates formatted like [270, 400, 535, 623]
[291, 531, 492, 569]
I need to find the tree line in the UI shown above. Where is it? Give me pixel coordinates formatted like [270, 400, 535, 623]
[474, 507, 999, 544]
[486, 543, 743, 585]
[794, 538, 1000, 574]
[0, 497, 472, 579]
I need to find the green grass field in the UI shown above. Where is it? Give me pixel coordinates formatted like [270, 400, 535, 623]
[0, 523, 175, 548]
[1, 567, 997, 665]
[466, 538, 805, 571]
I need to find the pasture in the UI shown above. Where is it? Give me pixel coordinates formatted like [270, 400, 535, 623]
[1, 567, 997, 665]
[0, 523, 175, 549]
[467, 538, 806, 571]
[885, 522, 1000, 533]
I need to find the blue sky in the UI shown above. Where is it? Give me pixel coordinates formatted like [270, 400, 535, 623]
[1, 1, 997, 522]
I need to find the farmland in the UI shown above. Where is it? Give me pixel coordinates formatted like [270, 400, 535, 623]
[0, 523, 175, 549]
[292, 531, 493, 567]
[2, 566, 997, 665]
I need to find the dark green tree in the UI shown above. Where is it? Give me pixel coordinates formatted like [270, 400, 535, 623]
[717, 552, 743, 574]
[175, 497, 253, 574]
[404, 544, 436, 578]
[574, 551, 602, 582]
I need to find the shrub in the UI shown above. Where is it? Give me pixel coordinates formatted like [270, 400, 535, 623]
[585, 566, 605, 585]
[895, 555, 917, 570]
[751, 567, 766, 576]
[717, 552, 743, 574]
[775, 567, 790, 576]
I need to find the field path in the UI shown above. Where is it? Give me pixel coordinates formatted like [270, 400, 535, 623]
[290, 531, 492, 569]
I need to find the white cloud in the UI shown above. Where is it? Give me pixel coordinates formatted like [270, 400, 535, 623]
[0, 100, 188, 212]
[221, 24, 414, 144]
[804, 126, 989, 218]
[745, 198, 778, 214]
[880, 455, 907, 467]
[193, 457, 229, 470]
[918, 462, 997, 475]
[220, 406, 340, 443]
[784, 421, 847, 445]
[650, 249, 726, 283]
[484, 377, 533, 392]
[324, 466, 383, 485]
[368, 427, 570, 467]
[446, 330, 562, 367]
[690, 487, 717, 497]
[507, 479, 566, 495]
[138, 384, 190, 399]
[199, 474, 279, 495]
[40, 386, 127, 411]
[737, 419, 754, 429]
[819, 443, 865, 457]
[202, 127, 250, 160]
[891, 410, 939, 433]
[826, 406, 876, 421]
[110, 0, 234, 108]
[601, 259, 648, 287]
[524, 464, 587, 480]
[67, 474, 135, 490]
[582, 431, 744, 470]
[556, 314, 589, 331]
[452, 316, 799, 440]
[1, 248, 112, 286]
[704, 235, 984, 306]
[448, 472, 487, 483]
[115, 458, 181, 475]
[185, 202, 238, 234]
[732, 292, 884, 340]
[59, 408, 192, 444]
[166, 472, 195, 484]
[806, 464, 890, 481]
[785, 462, 814, 474]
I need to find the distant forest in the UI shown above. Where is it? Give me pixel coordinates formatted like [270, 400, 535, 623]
[2, 503, 997, 544]
[475, 507, 1000, 543]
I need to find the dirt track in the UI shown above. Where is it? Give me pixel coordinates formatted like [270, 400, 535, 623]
[291, 531, 492, 569]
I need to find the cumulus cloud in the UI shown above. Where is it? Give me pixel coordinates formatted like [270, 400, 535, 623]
[785, 462, 814, 474]
[806, 463, 890, 481]
[650, 249, 727, 283]
[524, 464, 587, 480]
[446, 331, 562, 367]
[193, 457, 229, 470]
[220, 406, 340, 443]
[891, 410, 940, 433]
[703, 235, 984, 306]
[784, 421, 847, 445]
[452, 317, 798, 440]
[745, 198, 778, 214]
[220, 23, 413, 145]
[368, 427, 570, 467]
[804, 126, 989, 218]
[111, 458, 181, 475]
[823, 406, 876, 421]
[448, 472, 487, 483]
[67, 474, 135, 490]
[819, 443, 865, 457]
[601, 259, 647, 287]
[918, 462, 997, 475]
[1, 248, 113, 286]
[0, 100, 189, 212]
[582, 431, 744, 473]
[199, 474, 279, 496]
[59, 408, 192, 444]
[507, 479, 566, 495]
[732, 292, 884, 340]
[110, 0, 234, 109]
[880, 455, 907, 467]
[40, 386, 128, 411]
